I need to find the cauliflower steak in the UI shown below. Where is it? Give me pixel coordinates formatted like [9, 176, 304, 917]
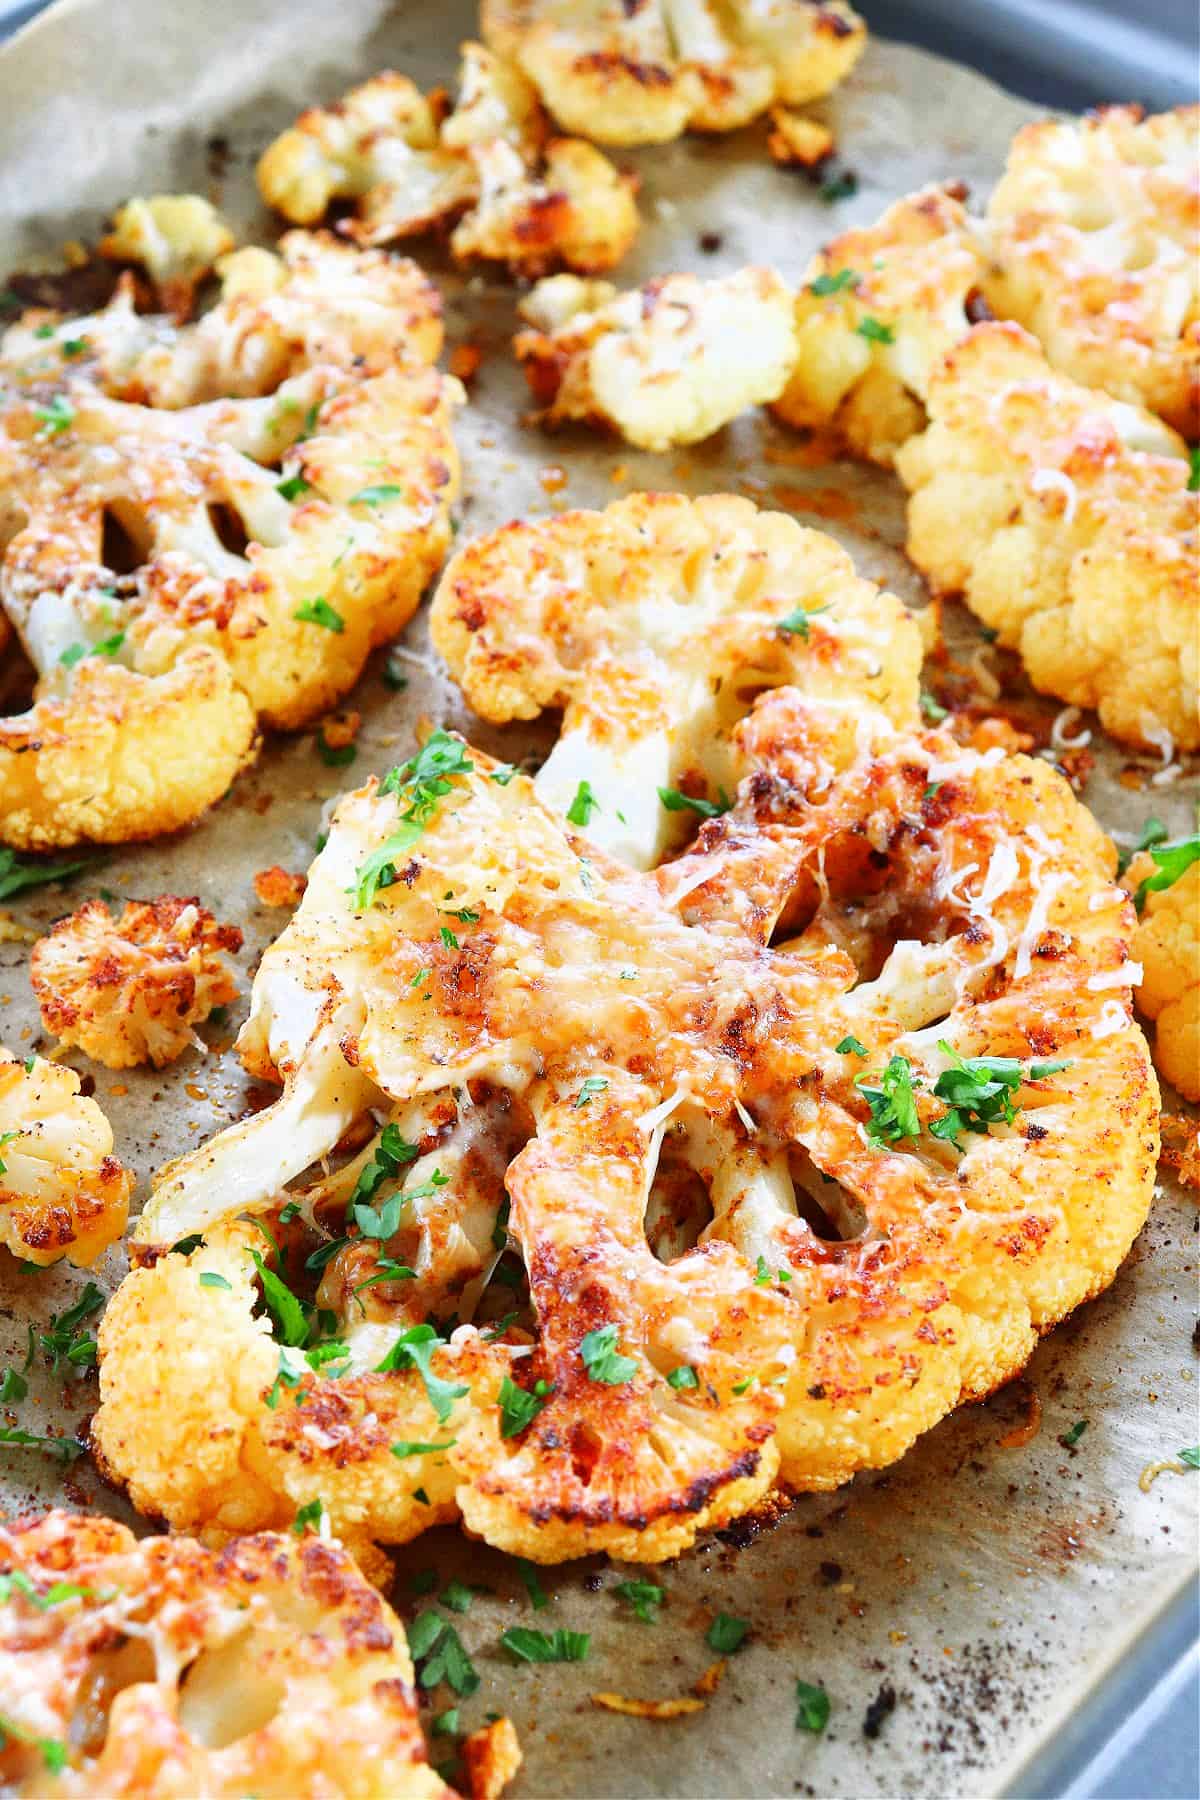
[0, 228, 459, 848]
[0, 1511, 451, 1798]
[92, 507, 1156, 1565]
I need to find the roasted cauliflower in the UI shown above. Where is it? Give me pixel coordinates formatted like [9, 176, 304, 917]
[30, 895, 242, 1069]
[514, 267, 797, 448]
[429, 493, 920, 866]
[772, 184, 987, 465]
[896, 321, 1197, 751]
[0, 1511, 452, 1798]
[0, 229, 459, 848]
[984, 105, 1200, 439]
[0, 1049, 130, 1265]
[1123, 838, 1200, 1101]
[92, 517, 1156, 1566]
[257, 44, 639, 278]
[481, 0, 867, 144]
[98, 193, 236, 319]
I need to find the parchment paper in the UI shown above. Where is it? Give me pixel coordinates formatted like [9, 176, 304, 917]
[0, 4, 1196, 1796]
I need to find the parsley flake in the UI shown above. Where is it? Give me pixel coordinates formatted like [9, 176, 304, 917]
[392, 1438, 457, 1458]
[292, 1498, 326, 1534]
[375, 1324, 468, 1423]
[579, 1324, 637, 1386]
[658, 787, 732, 819]
[349, 483, 405, 508]
[498, 1374, 552, 1438]
[855, 316, 895, 344]
[316, 731, 356, 767]
[795, 1679, 831, 1733]
[836, 1035, 868, 1057]
[856, 1055, 922, 1147]
[0, 849, 90, 902]
[0, 1368, 28, 1403]
[574, 1076, 609, 1109]
[810, 268, 861, 296]
[1178, 1445, 1200, 1469]
[0, 1426, 82, 1462]
[615, 1578, 663, 1623]
[928, 1042, 1070, 1150]
[1134, 835, 1200, 912]
[501, 1627, 590, 1664]
[919, 688, 948, 724]
[566, 780, 600, 827]
[353, 732, 474, 909]
[410, 1614, 480, 1694]
[819, 169, 858, 204]
[275, 473, 310, 502]
[666, 1364, 699, 1390]
[294, 596, 344, 633]
[34, 394, 74, 435]
[706, 1613, 749, 1654]
[1059, 1420, 1088, 1449]
[198, 1271, 232, 1291]
[1188, 446, 1200, 493]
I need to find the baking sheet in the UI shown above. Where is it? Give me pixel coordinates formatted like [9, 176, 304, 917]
[0, 3, 1197, 1795]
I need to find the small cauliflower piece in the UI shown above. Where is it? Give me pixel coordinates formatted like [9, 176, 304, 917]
[482, 0, 866, 144]
[773, 184, 987, 464]
[462, 1717, 522, 1800]
[0, 1511, 452, 1799]
[896, 321, 1197, 751]
[258, 42, 639, 277]
[430, 491, 920, 866]
[30, 895, 242, 1070]
[1123, 844, 1199, 1101]
[0, 1048, 130, 1265]
[767, 107, 834, 168]
[98, 194, 236, 319]
[984, 105, 1200, 438]
[0, 230, 459, 848]
[514, 265, 798, 448]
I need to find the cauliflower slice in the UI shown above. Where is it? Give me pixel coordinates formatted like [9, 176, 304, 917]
[0, 1511, 452, 1798]
[772, 184, 988, 465]
[430, 492, 920, 867]
[258, 43, 639, 277]
[481, 0, 866, 144]
[1123, 843, 1199, 1101]
[0, 1048, 130, 1265]
[984, 105, 1200, 439]
[98, 193, 236, 320]
[514, 266, 797, 448]
[93, 667, 1155, 1566]
[0, 230, 460, 848]
[30, 895, 242, 1070]
[896, 321, 1197, 751]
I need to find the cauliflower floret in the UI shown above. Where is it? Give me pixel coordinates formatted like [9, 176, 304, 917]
[0, 1048, 130, 1265]
[258, 43, 639, 277]
[772, 184, 988, 464]
[30, 895, 242, 1069]
[514, 265, 798, 448]
[98, 193, 236, 320]
[896, 321, 1197, 751]
[462, 1718, 522, 1800]
[431, 492, 919, 867]
[93, 575, 1155, 1566]
[1123, 843, 1199, 1101]
[0, 1511, 453, 1799]
[984, 105, 1200, 439]
[0, 230, 460, 848]
[482, 0, 866, 144]
[767, 107, 834, 168]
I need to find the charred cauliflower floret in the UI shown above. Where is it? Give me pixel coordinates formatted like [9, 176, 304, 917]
[481, 0, 866, 144]
[0, 1511, 453, 1798]
[0, 229, 460, 849]
[1123, 839, 1200, 1101]
[0, 1049, 130, 1265]
[98, 193, 236, 319]
[257, 44, 639, 278]
[772, 184, 987, 465]
[984, 105, 1200, 439]
[93, 607, 1156, 1566]
[30, 895, 242, 1070]
[896, 322, 1197, 751]
[430, 492, 920, 866]
[514, 266, 797, 448]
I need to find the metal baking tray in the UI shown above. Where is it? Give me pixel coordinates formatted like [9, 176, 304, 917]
[0, 2, 1196, 1795]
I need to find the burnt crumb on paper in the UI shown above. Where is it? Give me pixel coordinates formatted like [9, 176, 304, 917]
[863, 1681, 897, 1739]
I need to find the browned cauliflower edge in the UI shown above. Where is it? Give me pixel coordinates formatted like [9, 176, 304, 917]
[0, 1049, 130, 1266]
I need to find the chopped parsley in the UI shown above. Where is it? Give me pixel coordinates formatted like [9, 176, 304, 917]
[34, 394, 74, 435]
[0, 1570, 97, 1608]
[440, 1580, 474, 1614]
[795, 1679, 831, 1733]
[1188, 446, 1200, 492]
[666, 1364, 699, 1391]
[777, 604, 828, 639]
[391, 1438, 457, 1458]
[347, 1122, 419, 1223]
[353, 732, 474, 909]
[498, 1374, 552, 1438]
[432, 1709, 460, 1737]
[293, 596, 344, 632]
[819, 169, 858, 204]
[61, 338, 87, 359]
[0, 1132, 17, 1178]
[198, 1271, 232, 1291]
[658, 786, 731, 819]
[439, 925, 459, 950]
[835, 1035, 868, 1057]
[856, 1055, 922, 1147]
[579, 1324, 637, 1386]
[349, 484, 405, 508]
[0, 848, 90, 902]
[0, 1717, 69, 1773]
[0, 1368, 28, 1403]
[501, 1627, 590, 1664]
[753, 1255, 792, 1286]
[375, 1324, 468, 1423]
[316, 731, 356, 767]
[566, 780, 600, 826]
[490, 762, 518, 786]
[1134, 835, 1200, 912]
[515, 1558, 549, 1610]
[1116, 816, 1167, 876]
[615, 1578, 663, 1623]
[810, 268, 861, 296]
[382, 646, 409, 691]
[409, 1613, 480, 1694]
[276, 473, 310, 502]
[919, 688, 948, 724]
[855, 316, 895, 344]
[1179, 1446, 1200, 1469]
[574, 1075, 609, 1109]
[706, 1613, 750, 1654]
[35, 1282, 104, 1377]
[292, 1498, 326, 1534]
[1059, 1420, 1088, 1449]
[0, 1425, 82, 1462]
[251, 1252, 310, 1347]
[928, 1042, 1070, 1149]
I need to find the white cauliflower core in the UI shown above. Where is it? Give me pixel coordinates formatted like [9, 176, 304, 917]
[514, 267, 798, 448]
[92, 501, 1157, 1568]
[257, 43, 639, 277]
[896, 322, 1197, 752]
[0, 1049, 130, 1265]
[430, 492, 919, 868]
[482, 0, 867, 144]
[984, 105, 1200, 439]
[0, 228, 460, 849]
[30, 895, 242, 1069]
[0, 1511, 451, 1798]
